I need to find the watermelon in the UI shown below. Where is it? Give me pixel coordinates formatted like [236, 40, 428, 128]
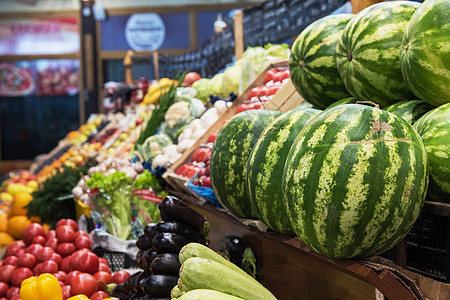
[400, 0, 450, 106]
[282, 104, 428, 258]
[413, 103, 450, 202]
[246, 108, 321, 234]
[384, 100, 435, 124]
[210, 110, 281, 218]
[336, 1, 419, 107]
[290, 14, 353, 109]
[325, 97, 358, 110]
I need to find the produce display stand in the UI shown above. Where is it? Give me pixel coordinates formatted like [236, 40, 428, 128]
[170, 190, 449, 300]
[162, 59, 290, 192]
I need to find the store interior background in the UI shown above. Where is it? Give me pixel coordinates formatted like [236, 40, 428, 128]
[0, 0, 351, 174]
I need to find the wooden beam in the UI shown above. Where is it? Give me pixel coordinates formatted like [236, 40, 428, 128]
[123, 49, 135, 83]
[233, 10, 244, 60]
[351, 0, 384, 13]
[0, 10, 78, 19]
[0, 54, 79, 61]
[153, 51, 160, 81]
[189, 11, 198, 50]
[100, 49, 190, 60]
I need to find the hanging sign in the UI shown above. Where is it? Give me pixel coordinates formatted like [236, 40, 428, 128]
[125, 13, 166, 51]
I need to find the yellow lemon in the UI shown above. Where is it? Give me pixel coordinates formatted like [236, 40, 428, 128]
[10, 192, 33, 217]
[0, 232, 14, 247]
[26, 180, 39, 191]
[0, 192, 13, 202]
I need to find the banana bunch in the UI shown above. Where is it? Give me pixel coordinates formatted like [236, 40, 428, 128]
[141, 78, 178, 106]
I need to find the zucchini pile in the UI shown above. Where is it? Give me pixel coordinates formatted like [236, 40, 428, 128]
[115, 196, 210, 299]
[173, 243, 277, 299]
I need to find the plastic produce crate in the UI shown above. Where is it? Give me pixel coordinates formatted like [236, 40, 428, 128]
[94, 248, 138, 273]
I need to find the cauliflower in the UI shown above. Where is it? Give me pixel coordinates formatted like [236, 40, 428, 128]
[165, 101, 190, 127]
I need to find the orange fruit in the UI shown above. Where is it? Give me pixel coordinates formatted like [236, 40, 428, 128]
[0, 213, 8, 232]
[29, 216, 42, 224]
[0, 232, 14, 247]
[7, 215, 31, 239]
[10, 192, 33, 217]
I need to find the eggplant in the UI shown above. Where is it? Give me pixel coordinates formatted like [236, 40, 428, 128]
[150, 253, 181, 276]
[159, 196, 210, 237]
[124, 271, 141, 291]
[136, 234, 152, 251]
[220, 236, 247, 267]
[142, 275, 178, 297]
[137, 250, 151, 272]
[133, 271, 151, 293]
[152, 232, 193, 254]
[154, 221, 206, 245]
[143, 249, 158, 265]
[144, 223, 159, 240]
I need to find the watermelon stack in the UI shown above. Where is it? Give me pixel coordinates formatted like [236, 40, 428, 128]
[246, 108, 320, 234]
[335, 1, 419, 107]
[282, 104, 428, 258]
[414, 103, 450, 203]
[289, 14, 353, 109]
[384, 100, 435, 124]
[400, 0, 450, 106]
[210, 110, 281, 218]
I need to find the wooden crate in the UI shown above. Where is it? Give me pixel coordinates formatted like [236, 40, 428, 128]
[163, 59, 290, 192]
[266, 79, 304, 112]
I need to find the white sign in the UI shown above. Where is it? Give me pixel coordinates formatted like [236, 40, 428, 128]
[125, 13, 165, 51]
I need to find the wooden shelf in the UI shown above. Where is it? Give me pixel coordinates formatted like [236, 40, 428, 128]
[170, 190, 419, 300]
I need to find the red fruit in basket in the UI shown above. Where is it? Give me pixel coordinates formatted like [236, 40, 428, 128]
[267, 85, 280, 96]
[17, 253, 36, 269]
[176, 164, 200, 179]
[45, 237, 58, 250]
[38, 260, 58, 274]
[90, 291, 110, 300]
[98, 263, 111, 274]
[60, 257, 72, 273]
[53, 271, 67, 283]
[11, 248, 25, 258]
[0, 265, 16, 283]
[26, 244, 43, 257]
[98, 257, 109, 267]
[0, 282, 8, 297]
[192, 147, 212, 163]
[5, 287, 19, 299]
[258, 86, 269, 97]
[74, 230, 89, 239]
[5, 241, 25, 258]
[192, 178, 200, 186]
[36, 246, 54, 263]
[56, 225, 76, 243]
[94, 271, 112, 291]
[70, 249, 99, 274]
[49, 252, 62, 264]
[264, 69, 278, 84]
[11, 267, 33, 286]
[74, 235, 91, 250]
[248, 86, 261, 99]
[65, 270, 82, 285]
[56, 242, 76, 257]
[22, 223, 45, 246]
[3, 256, 18, 266]
[44, 230, 56, 240]
[201, 176, 211, 188]
[31, 235, 46, 246]
[61, 285, 71, 300]
[70, 273, 97, 297]
[207, 132, 218, 144]
[56, 219, 79, 232]
[112, 270, 130, 284]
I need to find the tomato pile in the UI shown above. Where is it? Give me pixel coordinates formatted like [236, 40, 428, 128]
[0, 220, 130, 300]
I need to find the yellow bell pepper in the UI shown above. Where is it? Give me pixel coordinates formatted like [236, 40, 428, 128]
[20, 273, 62, 300]
[67, 295, 90, 300]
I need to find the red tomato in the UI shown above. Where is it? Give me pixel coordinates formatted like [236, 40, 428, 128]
[22, 223, 45, 246]
[74, 235, 91, 250]
[5, 241, 25, 258]
[98, 258, 109, 267]
[98, 263, 111, 274]
[90, 291, 110, 300]
[11, 267, 33, 286]
[56, 242, 76, 258]
[36, 246, 54, 263]
[11, 248, 25, 258]
[279, 69, 290, 81]
[60, 257, 72, 273]
[273, 71, 284, 83]
[74, 231, 89, 239]
[182, 72, 201, 87]
[191, 147, 212, 163]
[112, 270, 131, 285]
[61, 285, 71, 300]
[70, 250, 99, 274]
[5, 287, 19, 300]
[49, 253, 62, 265]
[56, 219, 79, 232]
[65, 270, 82, 285]
[264, 69, 278, 84]
[175, 164, 200, 179]
[53, 271, 67, 283]
[207, 132, 218, 144]
[248, 86, 261, 99]
[0, 282, 8, 297]
[267, 85, 280, 96]
[31, 236, 46, 246]
[3, 256, 17, 267]
[10, 294, 20, 300]
[25, 244, 43, 257]
[45, 237, 58, 250]
[56, 226, 76, 243]
[17, 253, 36, 269]
[94, 271, 112, 291]
[38, 260, 58, 275]
[258, 86, 269, 97]
[44, 230, 56, 240]
[0, 265, 16, 283]
[70, 273, 97, 297]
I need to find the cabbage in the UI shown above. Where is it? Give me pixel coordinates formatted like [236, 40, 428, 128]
[208, 73, 224, 97]
[140, 133, 172, 161]
[221, 65, 241, 98]
[264, 43, 289, 60]
[161, 98, 205, 139]
[175, 87, 197, 102]
[192, 78, 211, 102]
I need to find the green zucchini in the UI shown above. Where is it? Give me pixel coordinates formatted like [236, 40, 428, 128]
[179, 257, 276, 300]
[170, 285, 185, 298]
[179, 243, 250, 279]
[178, 289, 245, 300]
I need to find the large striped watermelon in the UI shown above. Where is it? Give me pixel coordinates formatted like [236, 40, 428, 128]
[384, 100, 435, 124]
[400, 0, 450, 106]
[210, 110, 281, 218]
[336, 1, 419, 107]
[290, 14, 353, 109]
[414, 103, 450, 202]
[246, 108, 321, 234]
[282, 104, 428, 258]
[325, 97, 358, 110]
